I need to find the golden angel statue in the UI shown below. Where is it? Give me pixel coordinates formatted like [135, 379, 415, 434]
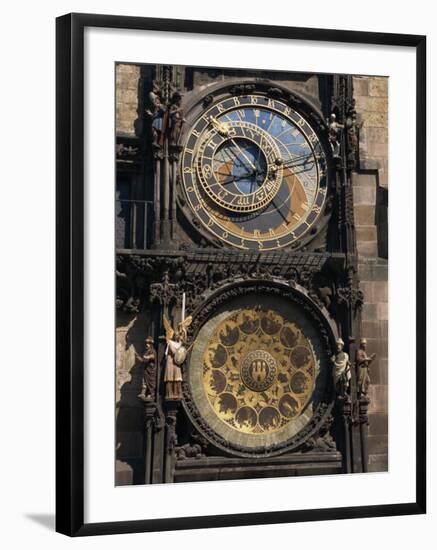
[163, 313, 192, 401]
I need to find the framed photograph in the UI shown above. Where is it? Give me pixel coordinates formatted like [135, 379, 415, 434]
[56, 13, 426, 536]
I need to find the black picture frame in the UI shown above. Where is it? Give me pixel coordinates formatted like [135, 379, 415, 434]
[56, 12, 426, 537]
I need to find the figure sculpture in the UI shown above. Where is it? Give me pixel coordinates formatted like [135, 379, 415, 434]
[331, 337, 351, 397]
[135, 336, 157, 401]
[327, 113, 344, 158]
[169, 91, 185, 146]
[355, 338, 376, 396]
[163, 313, 192, 400]
[146, 91, 167, 147]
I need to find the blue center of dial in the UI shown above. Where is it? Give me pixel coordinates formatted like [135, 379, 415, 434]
[215, 138, 267, 195]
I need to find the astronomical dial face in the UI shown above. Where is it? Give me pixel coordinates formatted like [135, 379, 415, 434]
[182, 94, 328, 251]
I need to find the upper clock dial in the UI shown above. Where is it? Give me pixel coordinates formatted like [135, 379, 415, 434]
[181, 94, 328, 251]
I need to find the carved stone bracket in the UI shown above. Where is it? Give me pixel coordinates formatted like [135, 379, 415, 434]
[337, 285, 364, 313]
[116, 142, 140, 160]
[298, 411, 337, 453]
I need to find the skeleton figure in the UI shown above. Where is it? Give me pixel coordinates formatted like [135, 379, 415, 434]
[331, 337, 351, 397]
[169, 92, 185, 145]
[355, 338, 376, 397]
[163, 314, 192, 401]
[327, 113, 344, 158]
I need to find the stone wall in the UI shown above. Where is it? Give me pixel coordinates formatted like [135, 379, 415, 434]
[353, 76, 389, 472]
[116, 64, 141, 137]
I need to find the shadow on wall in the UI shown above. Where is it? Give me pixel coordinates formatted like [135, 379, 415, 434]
[115, 312, 150, 485]
[376, 184, 388, 260]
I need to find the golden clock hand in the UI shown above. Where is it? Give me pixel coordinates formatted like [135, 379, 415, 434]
[222, 145, 247, 171]
[208, 116, 229, 136]
[230, 139, 257, 171]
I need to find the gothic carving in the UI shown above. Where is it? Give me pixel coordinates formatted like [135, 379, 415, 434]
[300, 413, 337, 452]
[116, 251, 342, 316]
[337, 285, 364, 312]
[228, 83, 256, 95]
[175, 443, 204, 460]
[165, 412, 178, 455]
[116, 142, 140, 159]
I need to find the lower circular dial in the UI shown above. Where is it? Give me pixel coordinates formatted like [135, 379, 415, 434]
[187, 293, 327, 452]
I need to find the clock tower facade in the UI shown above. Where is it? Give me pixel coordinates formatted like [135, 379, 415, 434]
[115, 64, 388, 484]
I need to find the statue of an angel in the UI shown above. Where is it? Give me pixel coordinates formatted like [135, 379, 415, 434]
[163, 314, 192, 401]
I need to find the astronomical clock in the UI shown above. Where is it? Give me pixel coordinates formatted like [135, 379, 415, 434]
[180, 94, 329, 251]
[116, 66, 371, 485]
